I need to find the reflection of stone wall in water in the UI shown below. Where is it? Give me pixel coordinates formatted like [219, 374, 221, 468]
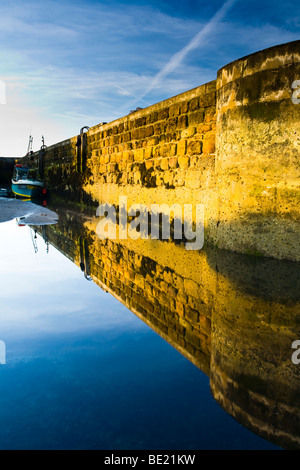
[85, 221, 213, 375]
[208, 251, 300, 450]
[41, 206, 300, 449]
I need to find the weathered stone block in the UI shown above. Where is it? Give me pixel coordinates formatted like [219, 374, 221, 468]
[177, 139, 187, 157]
[184, 278, 199, 298]
[167, 284, 178, 298]
[169, 103, 181, 117]
[159, 143, 177, 158]
[178, 156, 190, 169]
[187, 140, 203, 156]
[145, 159, 154, 170]
[189, 110, 205, 126]
[202, 137, 215, 154]
[200, 91, 216, 107]
[131, 129, 139, 140]
[145, 125, 154, 137]
[181, 128, 196, 139]
[136, 116, 147, 127]
[177, 115, 188, 129]
[189, 97, 199, 111]
[169, 156, 178, 169]
[148, 111, 158, 124]
[180, 101, 189, 114]
[177, 289, 188, 304]
[109, 163, 117, 172]
[145, 147, 153, 160]
[165, 132, 177, 143]
[148, 136, 159, 146]
[113, 135, 120, 145]
[154, 157, 162, 169]
[138, 127, 146, 140]
[117, 123, 125, 133]
[185, 306, 200, 323]
[190, 156, 199, 169]
[134, 148, 145, 161]
[197, 123, 212, 134]
[161, 158, 169, 171]
[176, 301, 185, 317]
[154, 122, 164, 135]
[122, 132, 131, 143]
[166, 118, 177, 133]
[157, 108, 169, 120]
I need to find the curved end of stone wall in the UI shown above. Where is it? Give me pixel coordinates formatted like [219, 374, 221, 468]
[215, 40, 300, 261]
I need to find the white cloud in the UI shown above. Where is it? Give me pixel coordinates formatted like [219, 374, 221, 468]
[0, 15, 77, 39]
[0, 82, 68, 157]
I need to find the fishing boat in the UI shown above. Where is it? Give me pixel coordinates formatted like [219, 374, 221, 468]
[11, 136, 47, 199]
[12, 164, 46, 199]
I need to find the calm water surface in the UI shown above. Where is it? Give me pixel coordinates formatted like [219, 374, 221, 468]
[0, 198, 298, 450]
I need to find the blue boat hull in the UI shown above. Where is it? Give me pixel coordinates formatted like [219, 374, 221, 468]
[12, 182, 45, 199]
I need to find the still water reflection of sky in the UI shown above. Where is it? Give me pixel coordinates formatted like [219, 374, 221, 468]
[0, 214, 279, 450]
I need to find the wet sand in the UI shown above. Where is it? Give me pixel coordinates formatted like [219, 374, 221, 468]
[0, 199, 58, 225]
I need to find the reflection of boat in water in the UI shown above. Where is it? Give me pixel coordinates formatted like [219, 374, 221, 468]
[16, 209, 58, 227]
[15, 203, 58, 254]
[16, 223, 52, 254]
[27, 226, 51, 254]
[12, 164, 46, 199]
[0, 188, 10, 198]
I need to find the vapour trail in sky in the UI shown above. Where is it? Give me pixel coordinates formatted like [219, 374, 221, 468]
[139, 0, 239, 101]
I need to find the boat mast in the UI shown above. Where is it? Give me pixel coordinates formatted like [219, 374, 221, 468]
[27, 135, 33, 157]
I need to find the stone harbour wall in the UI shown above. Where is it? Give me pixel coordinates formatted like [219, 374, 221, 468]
[26, 40, 300, 261]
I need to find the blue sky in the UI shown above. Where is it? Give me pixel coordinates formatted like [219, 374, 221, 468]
[0, 0, 299, 156]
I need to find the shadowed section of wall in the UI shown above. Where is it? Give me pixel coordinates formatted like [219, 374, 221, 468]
[0, 158, 15, 185]
[35, 203, 300, 449]
[37, 137, 96, 206]
[24, 39, 300, 261]
[207, 249, 300, 450]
